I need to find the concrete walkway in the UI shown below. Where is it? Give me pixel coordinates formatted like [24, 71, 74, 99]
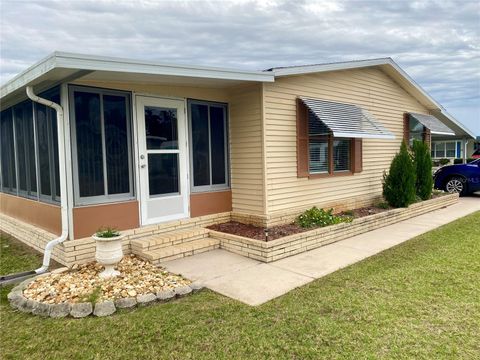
[164, 196, 480, 306]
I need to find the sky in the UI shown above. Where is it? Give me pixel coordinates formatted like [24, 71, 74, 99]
[1, 0, 479, 135]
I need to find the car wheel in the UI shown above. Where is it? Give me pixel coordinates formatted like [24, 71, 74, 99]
[445, 176, 467, 196]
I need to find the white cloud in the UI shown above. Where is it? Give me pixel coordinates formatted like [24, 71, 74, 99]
[0, 0, 478, 133]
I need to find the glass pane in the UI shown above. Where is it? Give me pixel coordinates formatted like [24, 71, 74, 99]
[446, 142, 456, 158]
[34, 87, 61, 199]
[333, 139, 351, 172]
[0, 109, 16, 192]
[308, 111, 330, 135]
[210, 106, 226, 185]
[309, 138, 328, 173]
[409, 117, 423, 146]
[145, 106, 177, 150]
[22, 102, 37, 193]
[36, 103, 51, 196]
[436, 142, 445, 158]
[148, 153, 179, 196]
[14, 105, 27, 192]
[191, 104, 210, 186]
[104, 95, 130, 194]
[74, 91, 104, 197]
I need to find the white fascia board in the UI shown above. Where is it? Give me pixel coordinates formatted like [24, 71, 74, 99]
[431, 131, 456, 136]
[1, 51, 274, 100]
[53, 52, 274, 82]
[332, 131, 395, 140]
[0, 53, 57, 98]
[269, 58, 392, 76]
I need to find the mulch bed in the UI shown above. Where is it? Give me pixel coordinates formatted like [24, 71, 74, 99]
[208, 204, 393, 241]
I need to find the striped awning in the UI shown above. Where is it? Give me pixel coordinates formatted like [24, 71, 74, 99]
[409, 113, 455, 136]
[300, 97, 395, 139]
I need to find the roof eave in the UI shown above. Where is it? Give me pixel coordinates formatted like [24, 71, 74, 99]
[1, 51, 274, 100]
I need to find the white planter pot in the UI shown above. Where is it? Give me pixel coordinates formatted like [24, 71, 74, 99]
[93, 234, 125, 278]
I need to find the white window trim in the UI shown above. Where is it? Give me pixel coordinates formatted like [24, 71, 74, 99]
[187, 99, 230, 193]
[432, 140, 462, 159]
[69, 85, 135, 206]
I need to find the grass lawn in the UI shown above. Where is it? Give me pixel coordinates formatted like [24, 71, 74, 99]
[1, 212, 479, 359]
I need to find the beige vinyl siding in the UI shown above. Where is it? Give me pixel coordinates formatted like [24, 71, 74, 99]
[228, 84, 265, 214]
[72, 79, 265, 215]
[263, 67, 429, 214]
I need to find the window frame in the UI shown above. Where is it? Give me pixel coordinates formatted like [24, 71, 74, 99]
[187, 99, 229, 193]
[308, 134, 354, 178]
[431, 140, 462, 159]
[297, 99, 361, 178]
[69, 85, 134, 206]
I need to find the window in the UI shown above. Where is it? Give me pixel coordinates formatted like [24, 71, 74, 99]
[35, 86, 61, 201]
[305, 110, 356, 175]
[69, 86, 133, 205]
[188, 100, 229, 191]
[408, 116, 424, 146]
[431, 141, 462, 159]
[0, 86, 60, 202]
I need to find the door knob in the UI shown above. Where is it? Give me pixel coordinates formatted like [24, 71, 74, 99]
[140, 164, 146, 168]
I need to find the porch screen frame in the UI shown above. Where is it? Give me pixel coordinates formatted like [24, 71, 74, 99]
[69, 85, 135, 206]
[187, 99, 230, 193]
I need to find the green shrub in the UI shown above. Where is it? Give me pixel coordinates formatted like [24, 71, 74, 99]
[296, 207, 352, 228]
[453, 158, 463, 164]
[383, 141, 416, 208]
[412, 140, 433, 200]
[467, 158, 475, 163]
[439, 158, 450, 166]
[95, 227, 120, 238]
[375, 201, 390, 209]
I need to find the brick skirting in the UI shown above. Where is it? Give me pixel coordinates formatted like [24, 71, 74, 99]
[212, 193, 459, 262]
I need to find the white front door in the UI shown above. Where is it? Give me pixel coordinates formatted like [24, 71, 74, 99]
[136, 96, 189, 225]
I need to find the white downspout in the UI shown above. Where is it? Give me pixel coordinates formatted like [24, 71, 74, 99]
[464, 139, 470, 163]
[26, 86, 69, 274]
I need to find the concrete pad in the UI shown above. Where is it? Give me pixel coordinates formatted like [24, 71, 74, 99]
[163, 249, 260, 283]
[161, 197, 479, 306]
[203, 263, 313, 306]
[271, 242, 369, 278]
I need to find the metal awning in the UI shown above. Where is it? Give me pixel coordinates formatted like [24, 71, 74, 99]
[300, 97, 395, 139]
[409, 112, 455, 136]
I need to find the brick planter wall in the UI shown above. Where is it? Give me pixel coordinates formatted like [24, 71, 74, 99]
[211, 193, 459, 262]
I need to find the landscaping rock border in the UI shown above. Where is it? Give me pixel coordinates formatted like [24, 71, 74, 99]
[8, 276, 204, 319]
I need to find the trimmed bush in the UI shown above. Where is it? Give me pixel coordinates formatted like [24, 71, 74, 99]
[296, 207, 352, 228]
[453, 159, 463, 164]
[439, 158, 450, 166]
[383, 141, 416, 208]
[412, 140, 433, 200]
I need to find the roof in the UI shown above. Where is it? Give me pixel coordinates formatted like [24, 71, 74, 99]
[0, 51, 274, 107]
[265, 58, 476, 139]
[0, 52, 475, 139]
[300, 97, 395, 139]
[409, 112, 455, 136]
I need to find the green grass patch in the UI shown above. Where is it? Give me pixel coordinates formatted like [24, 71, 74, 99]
[1, 212, 479, 359]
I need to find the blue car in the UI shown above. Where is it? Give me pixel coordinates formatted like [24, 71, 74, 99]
[433, 159, 480, 196]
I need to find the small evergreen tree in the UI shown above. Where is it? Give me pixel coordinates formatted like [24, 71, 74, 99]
[412, 139, 433, 200]
[383, 141, 416, 207]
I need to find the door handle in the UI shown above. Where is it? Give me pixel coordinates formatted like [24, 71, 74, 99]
[140, 164, 146, 168]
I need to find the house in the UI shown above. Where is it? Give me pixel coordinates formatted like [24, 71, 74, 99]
[0, 52, 474, 266]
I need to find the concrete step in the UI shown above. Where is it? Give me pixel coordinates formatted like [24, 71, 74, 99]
[131, 227, 209, 252]
[136, 238, 220, 264]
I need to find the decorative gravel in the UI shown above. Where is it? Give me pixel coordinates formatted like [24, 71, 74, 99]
[22, 255, 191, 304]
[9, 255, 202, 318]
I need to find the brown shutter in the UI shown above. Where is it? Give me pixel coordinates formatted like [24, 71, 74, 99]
[352, 138, 363, 173]
[423, 127, 431, 149]
[296, 98, 309, 177]
[403, 113, 410, 144]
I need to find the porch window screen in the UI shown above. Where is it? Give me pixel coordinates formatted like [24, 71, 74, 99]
[69, 86, 133, 205]
[188, 100, 229, 192]
[0, 86, 60, 203]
